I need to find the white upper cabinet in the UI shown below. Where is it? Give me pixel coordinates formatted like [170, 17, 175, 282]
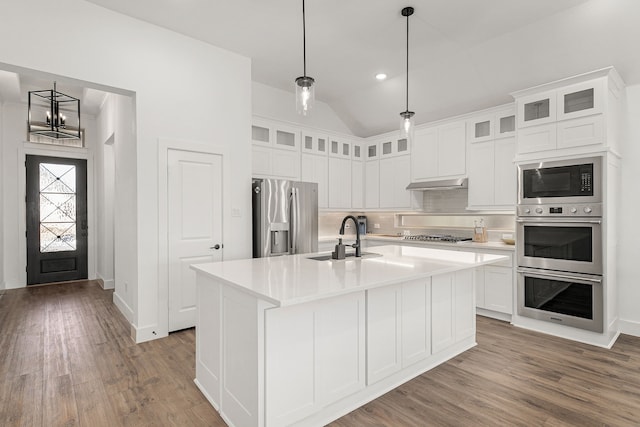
[411, 127, 439, 181]
[328, 157, 352, 209]
[329, 137, 352, 159]
[364, 161, 380, 209]
[365, 141, 379, 161]
[301, 153, 328, 208]
[379, 136, 411, 158]
[411, 121, 467, 182]
[512, 67, 624, 158]
[301, 132, 329, 156]
[379, 155, 412, 209]
[466, 106, 517, 210]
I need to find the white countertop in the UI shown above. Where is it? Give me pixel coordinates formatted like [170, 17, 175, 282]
[191, 245, 508, 307]
[320, 234, 516, 251]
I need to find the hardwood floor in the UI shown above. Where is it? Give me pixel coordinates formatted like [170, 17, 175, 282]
[1, 281, 639, 426]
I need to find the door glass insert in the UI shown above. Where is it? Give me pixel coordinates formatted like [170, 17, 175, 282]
[397, 138, 408, 152]
[304, 135, 313, 150]
[39, 163, 77, 252]
[382, 141, 392, 155]
[252, 125, 270, 143]
[318, 138, 326, 152]
[524, 99, 550, 122]
[368, 145, 377, 158]
[475, 121, 491, 138]
[564, 88, 594, 114]
[276, 130, 295, 147]
[354, 145, 361, 158]
[331, 140, 338, 154]
[499, 115, 515, 134]
[342, 143, 350, 156]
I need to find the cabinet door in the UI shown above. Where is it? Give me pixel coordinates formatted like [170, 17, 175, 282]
[301, 154, 328, 208]
[411, 127, 438, 181]
[251, 121, 272, 146]
[556, 115, 604, 149]
[556, 79, 604, 121]
[366, 285, 402, 385]
[454, 269, 475, 340]
[467, 141, 495, 208]
[431, 273, 455, 353]
[302, 133, 329, 155]
[364, 161, 379, 209]
[438, 121, 466, 177]
[351, 159, 364, 209]
[483, 266, 513, 314]
[495, 109, 516, 139]
[379, 156, 411, 209]
[493, 138, 517, 207]
[467, 115, 493, 143]
[401, 279, 431, 367]
[365, 141, 379, 161]
[517, 123, 557, 154]
[328, 157, 351, 208]
[274, 125, 300, 152]
[517, 90, 557, 128]
[272, 149, 300, 179]
[252, 145, 272, 176]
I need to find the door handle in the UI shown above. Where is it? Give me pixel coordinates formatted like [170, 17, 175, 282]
[210, 244, 222, 250]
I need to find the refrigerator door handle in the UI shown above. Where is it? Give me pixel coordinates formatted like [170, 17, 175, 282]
[290, 187, 298, 254]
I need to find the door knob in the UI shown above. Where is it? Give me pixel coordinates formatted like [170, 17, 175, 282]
[211, 244, 222, 250]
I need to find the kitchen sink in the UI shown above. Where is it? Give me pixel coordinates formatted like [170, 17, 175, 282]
[307, 252, 382, 261]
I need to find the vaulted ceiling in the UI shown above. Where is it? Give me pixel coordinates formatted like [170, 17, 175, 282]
[6, 0, 640, 136]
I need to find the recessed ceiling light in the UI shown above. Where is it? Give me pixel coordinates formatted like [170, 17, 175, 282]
[375, 73, 387, 81]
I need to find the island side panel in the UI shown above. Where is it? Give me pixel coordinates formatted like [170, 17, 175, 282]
[265, 291, 366, 427]
[195, 274, 221, 409]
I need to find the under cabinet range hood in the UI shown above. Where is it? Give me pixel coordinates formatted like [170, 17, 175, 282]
[406, 178, 468, 191]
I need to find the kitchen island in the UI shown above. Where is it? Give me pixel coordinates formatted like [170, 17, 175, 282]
[191, 245, 508, 427]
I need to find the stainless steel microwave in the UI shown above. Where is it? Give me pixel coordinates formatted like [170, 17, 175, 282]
[518, 157, 602, 205]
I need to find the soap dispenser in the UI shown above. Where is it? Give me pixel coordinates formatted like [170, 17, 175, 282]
[332, 238, 346, 260]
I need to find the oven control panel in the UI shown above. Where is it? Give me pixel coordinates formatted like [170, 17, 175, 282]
[517, 204, 602, 217]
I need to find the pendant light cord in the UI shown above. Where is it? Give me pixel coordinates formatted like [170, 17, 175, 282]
[405, 12, 409, 112]
[302, 0, 307, 77]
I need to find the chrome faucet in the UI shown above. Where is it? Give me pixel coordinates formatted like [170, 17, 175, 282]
[339, 215, 361, 257]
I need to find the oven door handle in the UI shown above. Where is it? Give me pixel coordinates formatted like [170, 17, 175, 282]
[516, 268, 603, 283]
[516, 218, 602, 224]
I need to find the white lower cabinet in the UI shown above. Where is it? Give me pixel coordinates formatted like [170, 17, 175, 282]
[265, 291, 365, 426]
[475, 265, 513, 315]
[432, 270, 475, 354]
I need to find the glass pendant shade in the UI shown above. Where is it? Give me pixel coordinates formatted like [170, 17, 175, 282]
[399, 110, 415, 141]
[295, 76, 315, 116]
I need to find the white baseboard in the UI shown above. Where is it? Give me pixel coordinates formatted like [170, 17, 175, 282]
[112, 291, 133, 323]
[132, 323, 167, 343]
[618, 319, 640, 338]
[96, 273, 115, 289]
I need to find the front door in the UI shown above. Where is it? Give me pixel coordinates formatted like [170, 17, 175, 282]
[168, 149, 223, 331]
[26, 155, 88, 285]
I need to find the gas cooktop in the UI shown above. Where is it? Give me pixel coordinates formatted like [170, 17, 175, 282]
[403, 234, 473, 243]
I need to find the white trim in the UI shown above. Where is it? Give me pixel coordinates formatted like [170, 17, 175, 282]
[157, 138, 227, 339]
[97, 272, 114, 289]
[618, 319, 640, 338]
[113, 290, 133, 322]
[17, 142, 95, 287]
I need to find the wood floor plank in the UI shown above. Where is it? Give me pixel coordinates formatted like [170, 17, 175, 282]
[2, 281, 640, 426]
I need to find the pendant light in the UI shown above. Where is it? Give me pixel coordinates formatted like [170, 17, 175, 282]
[399, 6, 415, 140]
[295, 0, 315, 115]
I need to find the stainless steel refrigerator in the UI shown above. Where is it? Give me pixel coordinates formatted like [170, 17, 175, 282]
[252, 178, 318, 258]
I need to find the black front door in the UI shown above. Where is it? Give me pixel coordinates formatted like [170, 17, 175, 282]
[26, 155, 88, 285]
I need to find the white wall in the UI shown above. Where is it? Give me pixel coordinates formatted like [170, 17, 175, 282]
[253, 82, 354, 135]
[618, 83, 640, 335]
[0, 103, 3, 289]
[0, 0, 252, 342]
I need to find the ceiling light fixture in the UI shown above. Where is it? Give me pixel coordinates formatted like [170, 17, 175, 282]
[295, 0, 314, 116]
[28, 81, 81, 141]
[375, 73, 387, 81]
[399, 6, 415, 141]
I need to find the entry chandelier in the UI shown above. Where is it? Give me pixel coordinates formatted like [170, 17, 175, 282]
[295, 0, 315, 115]
[28, 81, 81, 140]
[399, 6, 415, 140]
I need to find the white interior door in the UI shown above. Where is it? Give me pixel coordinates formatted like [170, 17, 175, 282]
[168, 149, 222, 331]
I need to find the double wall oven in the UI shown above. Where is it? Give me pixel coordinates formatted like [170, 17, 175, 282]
[516, 157, 603, 332]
